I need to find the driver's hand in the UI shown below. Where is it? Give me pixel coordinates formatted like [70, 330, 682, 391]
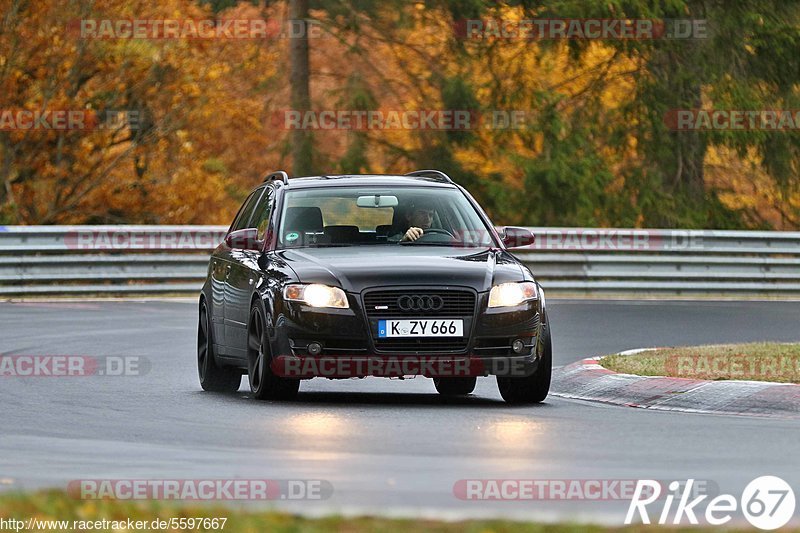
[402, 227, 423, 242]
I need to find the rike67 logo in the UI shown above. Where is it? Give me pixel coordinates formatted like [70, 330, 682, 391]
[626, 476, 795, 530]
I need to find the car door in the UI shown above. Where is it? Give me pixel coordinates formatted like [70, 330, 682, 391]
[224, 186, 273, 358]
[209, 255, 229, 349]
[217, 188, 263, 355]
[211, 193, 257, 348]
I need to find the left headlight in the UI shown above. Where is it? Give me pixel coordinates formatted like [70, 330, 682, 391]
[283, 284, 349, 309]
[488, 281, 539, 308]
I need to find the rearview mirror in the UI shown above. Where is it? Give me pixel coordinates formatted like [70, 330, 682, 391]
[501, 227, 535, 248]
[225, 228, 261, 251]
[356, 195, 398, 208]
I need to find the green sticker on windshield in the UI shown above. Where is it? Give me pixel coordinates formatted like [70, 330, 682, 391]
[286, 232, 299, 241]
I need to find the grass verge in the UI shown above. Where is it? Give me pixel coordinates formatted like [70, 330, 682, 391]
[601, 342, 800, 383]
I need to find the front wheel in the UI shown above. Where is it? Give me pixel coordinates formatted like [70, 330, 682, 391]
[247, 303, 299, 401]
[433, 377, 476, 396]
[198, 301, 242, 392]
[497, 326, 552, 404]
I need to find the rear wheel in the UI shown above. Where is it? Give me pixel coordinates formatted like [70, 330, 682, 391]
[497, 325, 552, 404]
[248, 303, 299, 401]
[198, 301, 241, 392]
[433, 377, 477, 396]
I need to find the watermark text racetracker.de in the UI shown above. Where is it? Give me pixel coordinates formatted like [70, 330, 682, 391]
[454, 18, 708, 40]
[272, 355, 538, 378]
[69, 18, 324, 40]
[0, 355, 149, 377]
[665, 354, 800, 382]
[65, 229, 226, 250]
[521, 228, 704, 251]
[0, 109, 140, 131]
[420, 228, 703, 250]
[665, 109, 800, 131]
[67, 479, 333, 501]
[271, 109, 529, 130]
[454, 479, 717, 501]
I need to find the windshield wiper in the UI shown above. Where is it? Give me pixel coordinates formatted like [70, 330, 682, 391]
[282, 243, 354, 249]
[399, 241, 474, 247]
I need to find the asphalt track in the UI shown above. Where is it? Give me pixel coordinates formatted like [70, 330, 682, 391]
[1, 299, 799, 524]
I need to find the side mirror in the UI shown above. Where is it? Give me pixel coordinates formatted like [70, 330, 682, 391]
[225, 228, 261, 251]
[501, 227, 535, 248]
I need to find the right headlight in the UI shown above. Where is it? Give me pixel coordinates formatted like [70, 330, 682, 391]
[487, 282, 539, 308]
[283, 284, 349, 309]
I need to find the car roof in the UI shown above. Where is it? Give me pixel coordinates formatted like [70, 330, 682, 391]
[280, 174, 458, 190]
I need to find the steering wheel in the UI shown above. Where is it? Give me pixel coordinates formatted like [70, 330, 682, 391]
[401, 228, 455, 243]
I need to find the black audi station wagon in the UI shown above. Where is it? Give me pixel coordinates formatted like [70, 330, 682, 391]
[198, 170, 551, 403]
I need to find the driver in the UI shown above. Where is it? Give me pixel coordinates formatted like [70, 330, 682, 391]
[399, 199, 436, 242]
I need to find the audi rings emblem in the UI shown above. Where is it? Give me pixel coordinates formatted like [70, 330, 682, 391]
[397, 295, 444, 312]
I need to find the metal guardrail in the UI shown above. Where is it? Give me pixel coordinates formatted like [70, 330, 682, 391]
[0, 226, 226, 295]
[1, 225, 800, 296]
[512, 227, 800, 294]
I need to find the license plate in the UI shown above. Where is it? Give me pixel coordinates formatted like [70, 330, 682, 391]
[377, 319, 463, 338]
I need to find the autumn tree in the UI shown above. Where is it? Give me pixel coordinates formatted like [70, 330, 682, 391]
[1, 0, 798, 229]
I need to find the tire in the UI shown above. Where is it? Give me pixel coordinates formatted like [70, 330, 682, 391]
[247, 303, 299, 401]
[497, 325, 552, 404]
[433, 377, 477, 396]
[198, 301, 242, 392]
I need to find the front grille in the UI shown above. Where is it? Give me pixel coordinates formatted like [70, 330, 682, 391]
[364, 288, 476, 354]
[363, 289, 476, 318]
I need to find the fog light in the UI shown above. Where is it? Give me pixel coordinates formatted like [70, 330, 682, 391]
[512, 338, 526, 354]
[307, 342, 323, 355]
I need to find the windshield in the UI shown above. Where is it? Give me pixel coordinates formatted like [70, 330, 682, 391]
[277, 186, 496, 248]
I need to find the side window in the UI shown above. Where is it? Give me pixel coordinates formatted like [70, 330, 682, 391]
[251, 188, 274, 241]
[228, 192, 253, 231]
[230, 189, 263, 232]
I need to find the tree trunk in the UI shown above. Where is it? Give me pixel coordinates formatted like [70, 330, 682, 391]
[0, 135, 7, 206]
[289, 0, 313, 175]
[0, 133, 18, 222]
[671, 81, 706, 198]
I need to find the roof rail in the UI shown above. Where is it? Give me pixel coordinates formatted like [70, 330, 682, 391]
[405, 169, 454, 184]
[263, 170, 290, 185]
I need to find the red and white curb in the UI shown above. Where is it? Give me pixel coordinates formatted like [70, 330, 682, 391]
[551, 349, 800, 418]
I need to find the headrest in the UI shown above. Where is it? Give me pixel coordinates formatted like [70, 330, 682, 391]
[284, 206, 323, 233]
[324, 225, 361, 244]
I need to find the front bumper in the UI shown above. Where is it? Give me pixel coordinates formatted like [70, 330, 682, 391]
[270, 288, 543, 378]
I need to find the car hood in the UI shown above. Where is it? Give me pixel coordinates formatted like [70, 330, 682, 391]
[274, 246, 527, 293]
